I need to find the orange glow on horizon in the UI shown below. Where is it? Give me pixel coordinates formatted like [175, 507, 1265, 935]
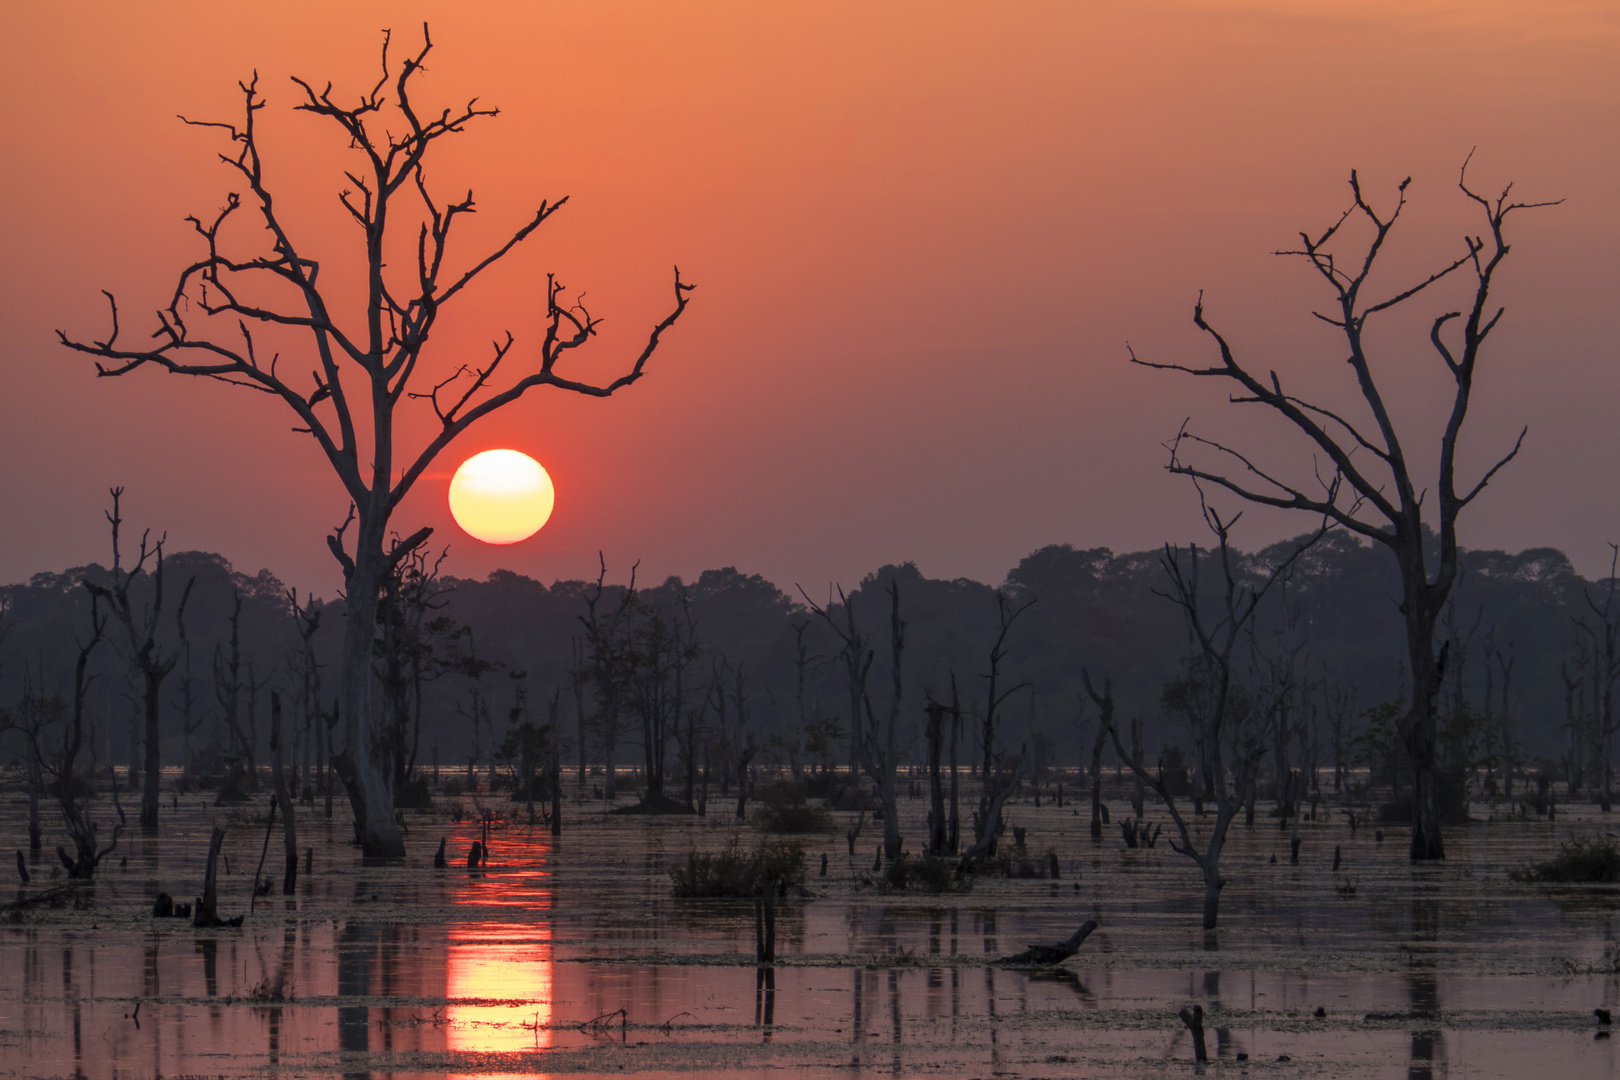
[6, 1, 1620, 592]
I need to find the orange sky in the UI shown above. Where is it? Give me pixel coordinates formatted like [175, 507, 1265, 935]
[2, 0, 1617, 596]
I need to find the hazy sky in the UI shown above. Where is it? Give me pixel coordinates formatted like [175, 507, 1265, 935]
[2, 0, 1616, 598]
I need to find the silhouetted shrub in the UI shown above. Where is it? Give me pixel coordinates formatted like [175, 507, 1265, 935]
[214, 771, 250, 806]
[975, 846, 1062, 879]
[803, 771, 849, 802]
[670, 839, 805, 898]
[1512, 834, 1620, 884]
[395, 775, 434, 809]
[757, 781, 833, 833]
[881, 853, 965, 893]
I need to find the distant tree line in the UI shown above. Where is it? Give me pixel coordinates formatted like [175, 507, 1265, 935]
[4, 525, 1615, 836]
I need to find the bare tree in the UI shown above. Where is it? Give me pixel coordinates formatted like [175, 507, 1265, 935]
[1094, 498, 1321, 930]
[59, 27, 692, 856]
[84, 489, 194, 830]
[268, 691, 298, 893]
[44, 594, 118, 878]
[286, 589, 324, 803]
[801, 582, 907, 860]
[1132, 160, 1556, 860]
[1575, 545, 1620, 812]
[581, 558, 639, 802]
[974, 592, 1034, 847]
[212, 589, 256, 790]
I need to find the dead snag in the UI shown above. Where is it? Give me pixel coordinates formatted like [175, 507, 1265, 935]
[1132, 163, 1559, 862]
[194, 826, 242, 928]
[269, 692, 298, 894]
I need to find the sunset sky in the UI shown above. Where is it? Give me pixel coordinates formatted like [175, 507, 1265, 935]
[2, 1, 1617, 597]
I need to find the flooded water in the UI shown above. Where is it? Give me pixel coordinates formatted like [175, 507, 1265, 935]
[2, 781, 1618, 1078]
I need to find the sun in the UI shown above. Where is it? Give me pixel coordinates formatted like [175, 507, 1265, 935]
[448, 449, 555, 545]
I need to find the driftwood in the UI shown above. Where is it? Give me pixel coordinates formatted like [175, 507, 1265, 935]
[998, 919, 1099, 967]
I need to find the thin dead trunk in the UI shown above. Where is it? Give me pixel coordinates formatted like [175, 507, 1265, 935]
[270, 692, 298, 894]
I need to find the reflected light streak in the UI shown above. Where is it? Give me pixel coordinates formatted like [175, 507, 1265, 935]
[446, 920, 554, 1063]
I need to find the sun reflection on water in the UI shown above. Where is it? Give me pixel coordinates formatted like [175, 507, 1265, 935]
[446, 919, 554, 1059]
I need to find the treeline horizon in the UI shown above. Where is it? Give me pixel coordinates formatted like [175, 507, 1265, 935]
[3, 524, 1613, 804]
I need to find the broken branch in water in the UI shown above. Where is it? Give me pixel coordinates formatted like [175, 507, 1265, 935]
[998, 919, 1100, 967]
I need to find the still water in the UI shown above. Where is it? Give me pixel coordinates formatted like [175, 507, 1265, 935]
[2, 786, 1618, 1077]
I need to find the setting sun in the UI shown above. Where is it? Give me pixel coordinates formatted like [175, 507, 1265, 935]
[448, 450, 555, 545]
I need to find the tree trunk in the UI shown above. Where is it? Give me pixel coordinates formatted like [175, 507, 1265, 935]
[948, 683, 961, 853]
[1405, 607, 1446, 861]
[331, 550, 406, 858]
[193, 825, 231, 927]
[27, 752, 43, 852]
[141, 673, 162, 829]
[1201, 870, 1222, 931]
[270, 692, 298, 894]
[879, 766, 901, 861]
[1130, 716, 1145, 818]
[1089, 719, 1107, 840]
[927, 706, 946, 856]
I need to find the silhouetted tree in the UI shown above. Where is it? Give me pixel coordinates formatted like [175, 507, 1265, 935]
[59, 26, 692, 856]
[1096, 497, 1321, 930]
[1133, 161, 1557, 860]
[84, 490, 193, 829]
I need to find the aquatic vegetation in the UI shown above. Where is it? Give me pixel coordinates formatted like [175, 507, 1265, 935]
[670, 838, 806, 898]
[1512, 834, 1620, 884]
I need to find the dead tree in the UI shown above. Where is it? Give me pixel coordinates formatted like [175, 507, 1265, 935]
[732, 665, 758, 821]
[1576, 544, 1620, 812]
[46, 595, 119, 879]
[802, 582, 907, 860]
[975, 591, 1034, 846]
[212, 589, 256, 789]
[193, 825, 242, 928]
[581, 558, 639, 802]
[1131, 160, 1557, 861]
[924, 700, 948, 855]
[548, 688, 563, 835]
[59, 27, 692, 857]
[1092, 497, 1322, 930]
[287, 590, 324, 802]
[84, 489, 193, 830]
[268, 692, 298, 893]
[1086, 694, 1108, 839]
[1324, 679, 1357, 794]
[947, 674, 961, 853]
